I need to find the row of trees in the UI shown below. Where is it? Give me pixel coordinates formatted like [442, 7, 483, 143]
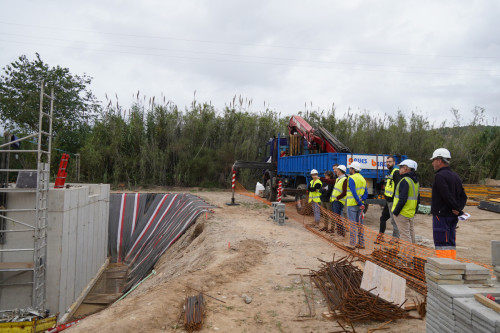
[1, 55, 499, 189]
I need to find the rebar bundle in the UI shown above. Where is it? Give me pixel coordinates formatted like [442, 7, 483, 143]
[184, 293, 205, 332]
[310, 255, 418, 322]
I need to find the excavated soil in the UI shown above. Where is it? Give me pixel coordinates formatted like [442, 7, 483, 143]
[66, 190, 499, 333]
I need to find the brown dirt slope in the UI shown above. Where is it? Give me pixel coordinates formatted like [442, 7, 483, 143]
[66, 190, 500, 332]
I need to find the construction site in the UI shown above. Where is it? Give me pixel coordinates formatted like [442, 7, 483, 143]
[1, 90, 500, 333]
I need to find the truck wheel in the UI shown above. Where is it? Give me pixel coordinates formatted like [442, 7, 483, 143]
[295, 184, 311, 215]
[265, 179, 277, 202]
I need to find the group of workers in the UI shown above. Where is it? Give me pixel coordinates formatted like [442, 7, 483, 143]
[307, 148, 467, 259]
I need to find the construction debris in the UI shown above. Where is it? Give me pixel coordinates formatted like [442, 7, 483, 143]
[310, 255, 420, 323]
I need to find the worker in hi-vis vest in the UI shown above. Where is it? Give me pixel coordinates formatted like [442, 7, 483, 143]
[392, 159, 420, 245]
[376, 156, 401, 244]
[330, 164, 348, 236]
[307, 169, 322, 225]
[346, 162, 368, 249]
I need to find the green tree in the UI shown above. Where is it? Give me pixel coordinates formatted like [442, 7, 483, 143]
[0, 53, 100, 143]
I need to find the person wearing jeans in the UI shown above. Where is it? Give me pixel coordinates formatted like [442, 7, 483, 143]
[345, 162, 368, 249]
[307, 169, 323, 226]
[392, 159, 420, 265]
[331, 165, 348, 236]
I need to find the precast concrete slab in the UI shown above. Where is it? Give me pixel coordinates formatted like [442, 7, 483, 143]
[454, 307, 472, 323]
[426, 275, 465, 285]
[426, 319, 440, 333]
[464, 273, 491, 280]
[465, 263, 492, 275]
[472, 320, 495, 333]
[492, 241, 500, 267]
[427, 258, 466, 270]
[453, 297, 486, 315]
[438, 284, 478, 298]
[472, 306, 500, 328]
[425, 263, 465, 275]
[425, 268, 463, 280]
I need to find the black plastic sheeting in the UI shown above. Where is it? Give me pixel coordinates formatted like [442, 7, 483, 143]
[108, 193, 215, 288]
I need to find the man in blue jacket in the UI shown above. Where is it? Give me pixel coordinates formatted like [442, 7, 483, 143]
[430, 148, 467, 259]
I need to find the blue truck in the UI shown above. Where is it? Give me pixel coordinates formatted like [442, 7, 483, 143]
[234, 115, 406, 213]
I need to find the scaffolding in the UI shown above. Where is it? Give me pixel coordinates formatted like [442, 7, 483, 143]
[0, 80, 54, 311]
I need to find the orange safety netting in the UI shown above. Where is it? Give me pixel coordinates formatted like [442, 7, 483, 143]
[233, 182, 494, 295]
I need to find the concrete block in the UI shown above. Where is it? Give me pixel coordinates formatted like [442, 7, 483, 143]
[464, 273, 491, 280]
[427, 257, 466, 270]
[493, 240, 500, 266]
[453, 297, 482, 314]
[426, 268, 463, 280]
[425, 263, 465, 275]
[426, 275, 465, 285]
[472, 320, 495, 333]
[426, 319, 440, 333]
[454, 308, 472, 324]
[453, 319, 472, 333]
[438, 284, 478, 298]
[471, 305, 500, 327]
[495, 266, 500, 274]
[464, 279, 490, 285]
[465, 262, 491, 275]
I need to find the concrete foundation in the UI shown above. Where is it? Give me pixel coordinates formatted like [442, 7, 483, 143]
[0, 183, 109, 317]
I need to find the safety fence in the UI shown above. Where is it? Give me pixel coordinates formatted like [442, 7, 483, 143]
[233, 182, 494, 295]
[420, 184, 500, 206]
[108, 193, 215, 290]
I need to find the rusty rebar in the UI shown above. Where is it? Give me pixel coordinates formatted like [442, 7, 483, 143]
[310, 255, 420, 323]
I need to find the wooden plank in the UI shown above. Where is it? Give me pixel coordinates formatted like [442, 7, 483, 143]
[0, 262, 33, 269]
[360, 261, 406, 306]
[474, 294, 500, 313]
[59, 257, 110, 324]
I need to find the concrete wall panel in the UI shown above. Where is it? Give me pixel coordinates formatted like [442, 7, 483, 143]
[0, 184, 110, 318]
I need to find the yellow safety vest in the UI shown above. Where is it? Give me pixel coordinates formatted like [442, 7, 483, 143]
[346, 173, 366, 207]
[384, 167, 399, 198]
[392, 177, 419, 218]
[330, 175, 347, 205]
[308, 179, 322, 203]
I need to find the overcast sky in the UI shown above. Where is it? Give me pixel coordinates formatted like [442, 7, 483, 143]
[1, 1, 499, 127]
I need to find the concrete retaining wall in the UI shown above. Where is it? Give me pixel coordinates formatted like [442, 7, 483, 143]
[0, 184, 109, 317]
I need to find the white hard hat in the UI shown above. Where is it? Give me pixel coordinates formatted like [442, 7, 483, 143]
[399, 159, 418, 171]
[310, 169, 318, 175]
[337, 165, 347, 173]
[348, 161, 362, 171]
[430, 148, 451, 160]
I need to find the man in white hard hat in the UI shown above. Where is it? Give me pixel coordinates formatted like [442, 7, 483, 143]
[392, 159, 420, 265]
[346, 161, 368, 249]
[307, 169, 323, 226]
[430, 148, 467, 259]
[330, 164, 348, 236]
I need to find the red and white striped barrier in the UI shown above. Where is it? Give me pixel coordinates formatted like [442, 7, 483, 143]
[277, 180, 282, 202]
[231, 169, 236, 190]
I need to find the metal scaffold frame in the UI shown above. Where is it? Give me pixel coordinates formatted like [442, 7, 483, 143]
[0, 80, 54, 311]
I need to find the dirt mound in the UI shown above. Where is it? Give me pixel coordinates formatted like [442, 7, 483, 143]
[67, 204, 268, 333]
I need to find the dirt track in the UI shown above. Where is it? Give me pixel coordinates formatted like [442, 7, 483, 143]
[67, 190, 499, 333]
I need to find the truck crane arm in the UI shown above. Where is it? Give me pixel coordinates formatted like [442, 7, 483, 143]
[288, 115, 350, 153]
